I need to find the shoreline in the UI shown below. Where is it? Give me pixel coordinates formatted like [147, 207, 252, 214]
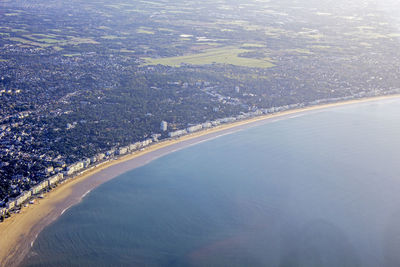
[1, 94, 400, 267]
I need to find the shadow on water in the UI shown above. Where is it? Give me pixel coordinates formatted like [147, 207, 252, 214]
[384, 210, 400, 267]
[280, 219, 361, 267]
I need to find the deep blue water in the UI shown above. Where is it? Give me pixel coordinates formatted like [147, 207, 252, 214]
[24, 99, 400, 266]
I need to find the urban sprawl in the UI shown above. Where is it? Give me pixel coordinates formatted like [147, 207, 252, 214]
[2, 0, 400, 220]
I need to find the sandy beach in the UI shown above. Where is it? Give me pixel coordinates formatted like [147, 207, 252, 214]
[1, 94, 399, 267]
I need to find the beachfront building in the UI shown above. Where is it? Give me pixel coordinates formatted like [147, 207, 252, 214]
[144, 139, 153, 146]
[249, 110, 263, 116]
[237, 114, 248, 120]
[168, 129, 187, 138]
[160, 121, 168, 131]
[65, 162, 84, 176]
[211, 120, 221, 126]
[31, 180, 48, 195]
[47, 173, 63, 187]
[106, 149, 116, 157]
[151, 134, 161, 142]
[220, 117, 236, 123]
[187, 124, 203, 133]
[129, 143, 138, 151]
[64, 168, 73, 176]
[96, 153, 106, 161]
[0, 207, 5, 216]
[90, 156, 97, 164]
[117, 146, 129, 155]
[6, 199, 15, 210]
[15, 191, 32, 206]
[136, 139, 153, 149]
[268, 105, 288, 113]
[202, 122, 212, 129]
[83, 158, 91, 168]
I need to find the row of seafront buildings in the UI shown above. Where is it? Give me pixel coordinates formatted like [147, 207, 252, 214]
[166, 92, 391, 141]
[0, 173, 64, 217]
[0, 101, 330, 219]
[62, 137, 157, 181]
[167, 103, 304, 138]
[0, 137, 158, 219]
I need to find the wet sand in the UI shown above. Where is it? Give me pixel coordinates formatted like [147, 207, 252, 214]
[1, 94, 399, 267]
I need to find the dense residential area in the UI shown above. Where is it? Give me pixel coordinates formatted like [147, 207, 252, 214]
[2, 0, 400, 209]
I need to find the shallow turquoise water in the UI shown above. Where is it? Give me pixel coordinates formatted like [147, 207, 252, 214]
[24, 99, 400, 266]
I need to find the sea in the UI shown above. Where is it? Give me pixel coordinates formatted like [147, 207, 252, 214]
[23, 98, 400, 267]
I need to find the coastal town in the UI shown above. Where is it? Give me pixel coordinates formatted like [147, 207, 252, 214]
[1, 105, 278, 221]
[3, 90, 400, 222]
[3, 0, 400, 221]
[3, 0, 400, 266]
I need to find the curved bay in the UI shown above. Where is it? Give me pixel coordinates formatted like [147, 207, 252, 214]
[24, 99, 400, 267]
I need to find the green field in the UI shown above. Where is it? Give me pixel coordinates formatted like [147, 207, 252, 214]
[241, 43, 266, 48]
[63, 53, 81, 57]
[142, 47, 274, 68]
[101, 35, 125, 40]
[137, 27, 155, 34]
[7, 37, 51, 47]
[7, 34, 99, 48]
[118, 49, 135, 53]
[10, 28, 27, 33]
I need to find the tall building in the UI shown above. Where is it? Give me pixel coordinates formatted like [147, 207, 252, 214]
[160, 121, 168, 132]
